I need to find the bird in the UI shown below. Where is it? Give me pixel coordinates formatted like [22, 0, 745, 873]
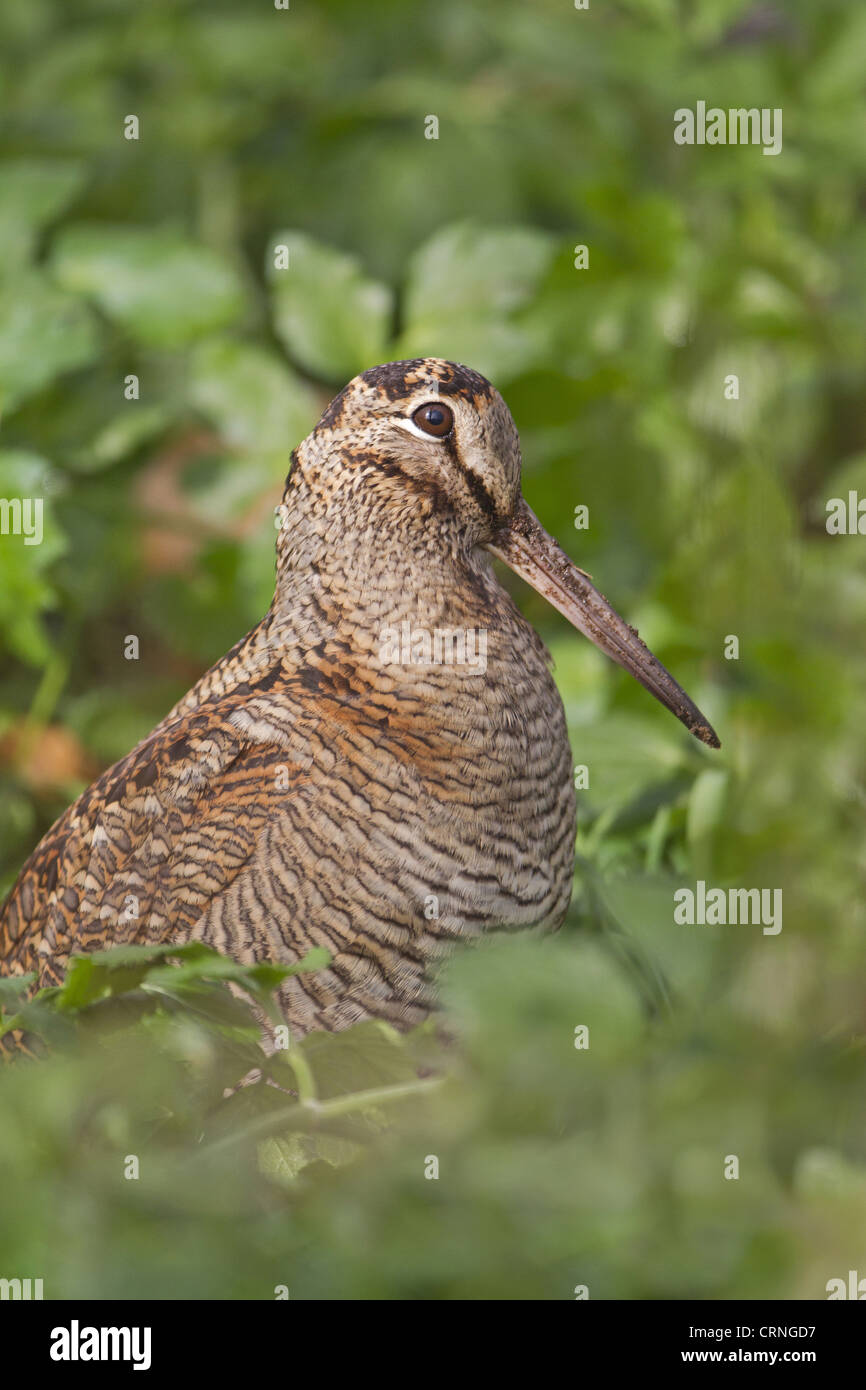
[0, 358, 719, 1036]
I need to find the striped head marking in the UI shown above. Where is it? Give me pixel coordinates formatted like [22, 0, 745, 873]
[306, 358, 522, 541]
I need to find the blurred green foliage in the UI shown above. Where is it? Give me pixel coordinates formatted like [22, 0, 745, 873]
[1, 938, 865, 1300]
[1, 0, 866, 1299]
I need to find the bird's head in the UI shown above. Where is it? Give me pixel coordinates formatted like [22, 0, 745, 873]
[285, 357, 719, 748]
[294, 356, 520, 544]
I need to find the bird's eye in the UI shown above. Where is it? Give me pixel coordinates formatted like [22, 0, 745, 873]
[411, 402, 454, 438]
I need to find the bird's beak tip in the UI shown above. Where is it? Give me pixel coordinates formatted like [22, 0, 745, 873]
[488, 503, 720, 750]
[692, 721, 721, 750]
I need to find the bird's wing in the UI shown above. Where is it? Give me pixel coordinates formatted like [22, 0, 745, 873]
[0, 685, 314, 985]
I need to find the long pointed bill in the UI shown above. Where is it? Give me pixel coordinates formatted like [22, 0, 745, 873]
[487, 500, 720, 748]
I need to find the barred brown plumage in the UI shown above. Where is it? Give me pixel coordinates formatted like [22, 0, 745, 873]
[0, 358, 718, 1035]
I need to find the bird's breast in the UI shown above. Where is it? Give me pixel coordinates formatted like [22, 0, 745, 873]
[283, 611, 578, 942]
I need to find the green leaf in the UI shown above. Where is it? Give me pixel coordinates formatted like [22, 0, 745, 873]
[143, 946, 331, 1025]
[143, 956, 282, 992]
[396, 222, 556, 380]
[0, 1002, 74, 1048]
[0, 450, 68, 665]
[287, 947, 332, 976]
[5, 942, 327, 1057]
[143, 946, 329, 994]
[50, 225, 245, 348]
[72, 403, 173, 473]
[267, 231, 392, 381]
[260, 1131, 363, 1184]
[0, 973, 35, 1011]
[189, 336, 321, 460]
[0, 272, 100, 413]
[51, 943, 233, 1013]
[0, 159, 86, 274]
[297, 1018, 426, 1102]
[87, 942, 219, 968]
[686, 768, 730, 847]
[52, 957, 106, 1011]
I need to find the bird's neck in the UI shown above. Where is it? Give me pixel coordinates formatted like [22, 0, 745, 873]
[157, 462, 525, 733]
[268, 457, 495, 649]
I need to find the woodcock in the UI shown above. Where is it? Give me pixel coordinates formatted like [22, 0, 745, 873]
[0, 358, 719, 1034]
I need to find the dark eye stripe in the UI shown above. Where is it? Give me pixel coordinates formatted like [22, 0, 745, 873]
[439, 432, 499, 522]
[461, 465, 498, 520]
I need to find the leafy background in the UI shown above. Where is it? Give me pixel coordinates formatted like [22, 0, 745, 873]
[1, 0, 866, 1299]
